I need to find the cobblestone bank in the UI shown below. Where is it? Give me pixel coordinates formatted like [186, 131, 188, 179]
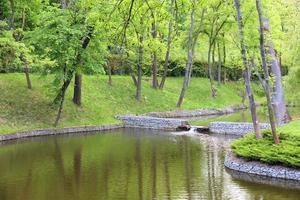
[225, 152, 300, 181]
[0, 124, 124, 142]
[209, 122, 270, 135]
[116, 116, 190, 130]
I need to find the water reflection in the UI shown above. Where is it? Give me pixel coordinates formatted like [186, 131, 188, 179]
[0, 129, 299, 200]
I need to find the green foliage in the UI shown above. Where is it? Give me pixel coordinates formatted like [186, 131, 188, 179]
[231, 120, 300, 167]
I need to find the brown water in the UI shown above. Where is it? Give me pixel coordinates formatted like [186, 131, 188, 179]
[0, 128, 299, 200]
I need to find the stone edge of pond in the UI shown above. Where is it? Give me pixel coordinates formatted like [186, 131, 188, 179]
[225, 152, 300, 181]
[0, 124, 125, 142]
[143, 104, 247, 118]
[209, 122, 271, 136]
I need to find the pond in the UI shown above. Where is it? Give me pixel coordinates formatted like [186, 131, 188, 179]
[0, 128, 299, 200]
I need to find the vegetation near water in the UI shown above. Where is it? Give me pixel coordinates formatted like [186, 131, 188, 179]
[232, 120, 300, 167]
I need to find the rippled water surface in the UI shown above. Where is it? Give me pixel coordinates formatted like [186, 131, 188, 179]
[0, 128, 299, 200]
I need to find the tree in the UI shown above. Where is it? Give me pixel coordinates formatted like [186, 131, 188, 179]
[234, 0, 262, 139]
[256, 0, 279, 144]
[176, 0, 196, 108]
[159, 0, 175, 89]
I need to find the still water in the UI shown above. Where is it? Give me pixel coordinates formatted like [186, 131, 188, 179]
[0, 128, 299, 200]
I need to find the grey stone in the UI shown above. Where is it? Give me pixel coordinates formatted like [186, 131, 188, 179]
[0, 124, 124, 142]
[209, 122, 271, 135]
[225, 152, 300, 181]
[116, 115, 190, 130]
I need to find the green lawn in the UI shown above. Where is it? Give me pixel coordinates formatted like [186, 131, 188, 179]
[0, 73, 250, 134]
[231, 120, 300, 168]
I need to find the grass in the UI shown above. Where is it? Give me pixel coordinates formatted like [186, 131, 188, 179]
[231, 120, 300, 168]
[0, 73, 251, 134]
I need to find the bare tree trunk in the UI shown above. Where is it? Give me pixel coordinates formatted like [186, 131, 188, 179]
[208, 39, 217, 97]
[61, 0, 68, 9]
[21, 8, 26, 30]
[136, 34, 144, 101]
[107, 64, 112, 86]
[217, 40, 222, 85]
[234, 0, 262, 139]
[268, 45, 290, 124]
[72, 73, 82, 106]
[20, 55, 32, 89]
[0, 0, 3, 20]
[256, 0, 279, 144]
[152, 22, 158, 89]
[222, 34, 226, 83]
[54, 66, 72, 126]
[159, 0, 175, 89]
[176, 1, 195, 107]
[9, 0, 15, 29]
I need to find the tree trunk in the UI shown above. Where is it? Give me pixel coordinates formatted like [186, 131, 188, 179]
[21, 7, 26, 30]
[9, 0, 15, 29]
[234, 0, 262, 139]
[177, 2, 195, 108]
[20, 54, 32, 89]
[268, 45, 290, 124]
[159, 0, 175, 89]
[54, 66, 72, 126]
[136, 35, 143, 101]
[61, 0, 68, 9]
[151, 22, 158, 89]
[256, 0, 279, 144]
[208, 40, 217, 97]
[223, 35, 226, 84]
[53, 69, 73, 104]
[217, 40, 222, 85]
[107, 64, 112, 86]
[0, 0, 3, 20]
[72, 73, 82, 106]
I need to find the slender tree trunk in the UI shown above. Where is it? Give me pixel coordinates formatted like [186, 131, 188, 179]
[9, 0, 15, 29]
[268, 45, 290, 124]
[107, 64, 112, 86]
[23, 58, 32, 90]
[136, 34, 144, 101]
[217, 40, 222, 85]
[222, 34, 226, 83]
[256, 0, 279, 144]
[176, 2, 195, 107]
[73, 73, 82, 105]
[61, 0, 68, 9]
[234, 0, 262, 139]
[208, 39, 217, 97]
[54, 66, 72, 126]
[159, 0, 175, 89]
[152, 22, 158, 89]
[21, 8, 26, 30]
[0, 0, 3, 20]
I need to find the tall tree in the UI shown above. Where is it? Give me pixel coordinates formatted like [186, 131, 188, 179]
[256, 0, 279, 144]
[9, 0, 15, 29]
[176, 0, 195, 107]
[234, 0, 262, 139]
[159, 0, 175, 89]
[261, 18, 290, 125]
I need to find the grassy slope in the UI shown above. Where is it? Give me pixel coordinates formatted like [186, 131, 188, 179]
[231, 120, 300, 168]
[0, 73, 247, 134]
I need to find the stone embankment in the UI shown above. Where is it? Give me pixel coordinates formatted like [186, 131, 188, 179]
[0, 124, 124, 142]
[225, 152, 300, 181]
[116, 116, 190, 130]
[209, 122, 270, 135]
[144, 105, 246, 118]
